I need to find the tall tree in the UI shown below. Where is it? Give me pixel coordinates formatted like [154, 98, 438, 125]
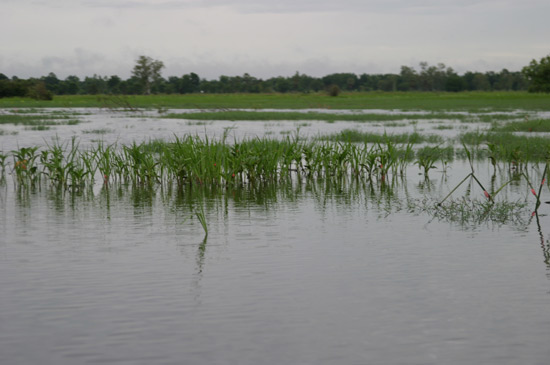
[131, 55, 165, 94]
[522, 54, 550, 92]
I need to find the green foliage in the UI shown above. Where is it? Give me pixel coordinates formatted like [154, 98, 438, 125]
[132, 55, 165, 95]
[460, 131, 550, 163]
[415, 146, 452, 176]
[26, 82, 53, 100]
[0, 60, 532, 97]
[324, 129, 443, 144]
[490, 118, 550, 132]
[327, 84, 341, 97]
[522, 54, 550, 93]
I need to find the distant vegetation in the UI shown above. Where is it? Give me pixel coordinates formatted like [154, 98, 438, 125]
[1, 92, 549, 111]
[4, 56, 550, 99]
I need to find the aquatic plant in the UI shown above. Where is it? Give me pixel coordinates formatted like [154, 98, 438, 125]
[195, 204, 208, 237]
[323, 129, 443, 144]
[460, 131, 550, 163]
[424, 198, 529, 227]
[491, 118, 550, 132]
[11, 146, 40, 185]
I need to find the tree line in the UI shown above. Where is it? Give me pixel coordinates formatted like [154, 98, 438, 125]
[1, 55, 549, 99]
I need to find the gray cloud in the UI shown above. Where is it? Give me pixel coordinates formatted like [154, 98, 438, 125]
[23, 0, 531, 13]
[2, 0, 548, 79]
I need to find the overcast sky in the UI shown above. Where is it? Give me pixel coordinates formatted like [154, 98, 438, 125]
[1, 0, 549, 80]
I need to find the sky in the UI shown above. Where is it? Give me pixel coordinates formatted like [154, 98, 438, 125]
[1, 0, 549, 80]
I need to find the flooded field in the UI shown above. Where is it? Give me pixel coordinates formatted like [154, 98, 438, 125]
[1, 108, 550, 364]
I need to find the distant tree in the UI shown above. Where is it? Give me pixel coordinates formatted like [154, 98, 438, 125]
[42, 72, 61, 94]
[107, 75, 122, 94]
[322, 73, 358, 91]
[472, 73, 491, 91]
[131, 55, 165, 94]
[83, 75, 107, 95]
[358, 73, 380, 91]
[398, 66, 418, 91]
[445, 74, 466, 92]
[178, 72, 200, 93]
[27, 81, 53, 100]
[522, 54, 550, 92]
[377, 75, 398, 91]
[60, 75, 81, 95]
[119, 77, 143, 95]
[272, 77, 291, 93]
[417, 62, 452, 91]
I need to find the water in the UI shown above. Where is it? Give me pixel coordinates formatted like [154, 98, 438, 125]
[0, 107, 541, 151]
[1, 109, 550, 364]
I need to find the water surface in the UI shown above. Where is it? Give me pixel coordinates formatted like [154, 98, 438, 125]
[1, 108, 550, 364]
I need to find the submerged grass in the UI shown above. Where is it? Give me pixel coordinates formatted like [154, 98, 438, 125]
[82, 128, 113, 134]
[322, 129, 444, 144]
[490, 119, 550, 132]
[460, 131, 550, 162]
[421, 198, 530, 227]
[4, 135, 423, 189]
[3, 134, 544, 227]
[164, 110, 472, 123]
[0, 114, 81, 126]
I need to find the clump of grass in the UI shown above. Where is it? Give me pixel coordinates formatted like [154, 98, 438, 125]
[460, 131, 550, 162]
[25, 125, 51, 131]
[82, 128, 113, 135]
[1, 133, 545, 199]
[322, 129, 443, 144]
[195, 204, 208, 237]
[432, 124, 454, 130]
[0, 114, 81, 126]
[164, 111, 472, 123]
[422, 198, 529, 227]
[490, 118, 550, 132]
[415, 145, 454, 176]
[0, 114, 59, 126]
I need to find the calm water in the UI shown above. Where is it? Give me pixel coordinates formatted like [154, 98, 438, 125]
[1, 109, 550, 364]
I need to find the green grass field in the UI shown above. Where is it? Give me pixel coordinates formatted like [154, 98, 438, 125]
[1, 91, 549, 111]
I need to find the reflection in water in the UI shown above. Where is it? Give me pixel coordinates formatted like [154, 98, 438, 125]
[533, 212, 550, 268]
[2, 165, 550, 365]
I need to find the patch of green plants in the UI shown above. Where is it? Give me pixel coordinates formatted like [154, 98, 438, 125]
[490, 118, 550, 132]
[323, 129, 443, 144]
[415, 145, 454, 176]
[82, 128, 113, 135]
[0, 129, 18, 136]
[432, 124, 454, 130]
[0, 114, 81, 126]
[460, 131, 550, 162]
[421, 198, 530, 227]
[164, 110, 471, 123]
[0, 114, 61, 126]
[461, 113, 530, 123]
[25, 125, 51, 131]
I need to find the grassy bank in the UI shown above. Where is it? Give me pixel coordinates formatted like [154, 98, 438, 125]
[1, 91, 549, 111]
